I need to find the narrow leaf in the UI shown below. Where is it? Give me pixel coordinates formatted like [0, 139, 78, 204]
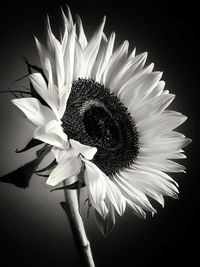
[50, 181, 85, 192]
[0, 159, 38, 188]
[16, 138, 43, 153]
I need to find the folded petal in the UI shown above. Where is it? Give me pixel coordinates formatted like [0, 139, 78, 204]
[29, 73, 59, 117]
[46, 156, 82, 186]
[70, 139, 97, 160]
[34, 120, 69, 149]
[11, 97, 56, 126]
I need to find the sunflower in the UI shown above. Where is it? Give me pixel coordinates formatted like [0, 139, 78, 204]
[11, 7, 191, 235]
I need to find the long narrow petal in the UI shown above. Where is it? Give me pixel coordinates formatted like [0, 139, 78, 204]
[83, 159, 108, 218]
[95, 201, 116, 236]
[138, 111, 187, 138]
[76, 15, 87, 50]
[131, 93, 175, 122]
[102, 40, 129, 88]
[95, 32, 116, 83]
[80, 17, 106, 78]
[109, 52, 148, 93]
[105, 177, 126, 216]
[114, 174, 157, 213]
[29, 73, 58, 117]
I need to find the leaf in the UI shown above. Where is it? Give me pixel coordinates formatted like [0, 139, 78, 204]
[0, 159, 38, 188]
[0, 144, 51, 189]
[35, 159, 57, 173]
[15, 138, 43, 153]
[50, 181, 85, 192]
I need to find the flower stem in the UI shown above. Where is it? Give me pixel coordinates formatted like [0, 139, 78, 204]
[62, 182, 95, 267]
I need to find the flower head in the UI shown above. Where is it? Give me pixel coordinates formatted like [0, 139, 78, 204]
[11, 7, 191, 235]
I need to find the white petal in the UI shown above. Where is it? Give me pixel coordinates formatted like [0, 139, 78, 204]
[76, 15, 88, 50]
[139, 137, 191, 156]
[47, 156, 82, 186]
[73, 39, 83, 80]
[109, 52, 148, 94]
[44, 57, 59, 105]
[70, 139, 97, 160]
[95, 32, 116, 83]
[117, 63, 154, 106]
[80, 16, 106, 78]
[114, 174, 156, 213]
[146, 81, 165, 99]
[34, 120, 69, 149]
[11, 97, 55, 126]
[29, 73, 59, 117]
[119, 71, 162, 109]
[126, 198, 146, 218]
[63, 25, 76, 86]
[105, 177, 126, 216]
[34, 37, 50, 76]
[102, 40, 129, 88]
[95, 201, 116, 236]
[83, 159, 108, 218]
[131, 94, 175, 122]
[138, 111, 187, 138]
[125, 166, 179, 199]
[136, 157, 186, 173]
[91, 33, 108, 80]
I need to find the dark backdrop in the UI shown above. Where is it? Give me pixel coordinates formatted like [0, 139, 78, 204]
[0, 1, 198, 266]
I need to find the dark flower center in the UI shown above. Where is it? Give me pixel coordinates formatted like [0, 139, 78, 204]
[62, 78, 139, 176]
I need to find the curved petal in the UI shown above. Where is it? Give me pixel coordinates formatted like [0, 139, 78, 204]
[76, 15, 88, 50]
[46, 156, 82, 186]
[83, 159, 108, 218]
[105, 177, 126, 216]
[11, 97, 56, 126]
[80, 16, 106, 78]
[34, 120, 69, 149]
[29, 73, 59, 118]
[70, 139, 97, 160]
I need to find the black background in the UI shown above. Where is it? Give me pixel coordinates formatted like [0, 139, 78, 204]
[0, 1, 198, 266]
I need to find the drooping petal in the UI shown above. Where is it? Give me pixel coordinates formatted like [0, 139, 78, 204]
[46, 156, 82, 186]
[83, 159, 108, 218]
[105, 177, 126, 216]
[11, 97, 56, 126]
[114, 174, 157, 213]
[126, 198, 146, 218]
[70, 139, 97, 160]
[95, 201, 116, 236]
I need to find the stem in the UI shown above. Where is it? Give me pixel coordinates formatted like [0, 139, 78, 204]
[62, 182, 95, 267]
